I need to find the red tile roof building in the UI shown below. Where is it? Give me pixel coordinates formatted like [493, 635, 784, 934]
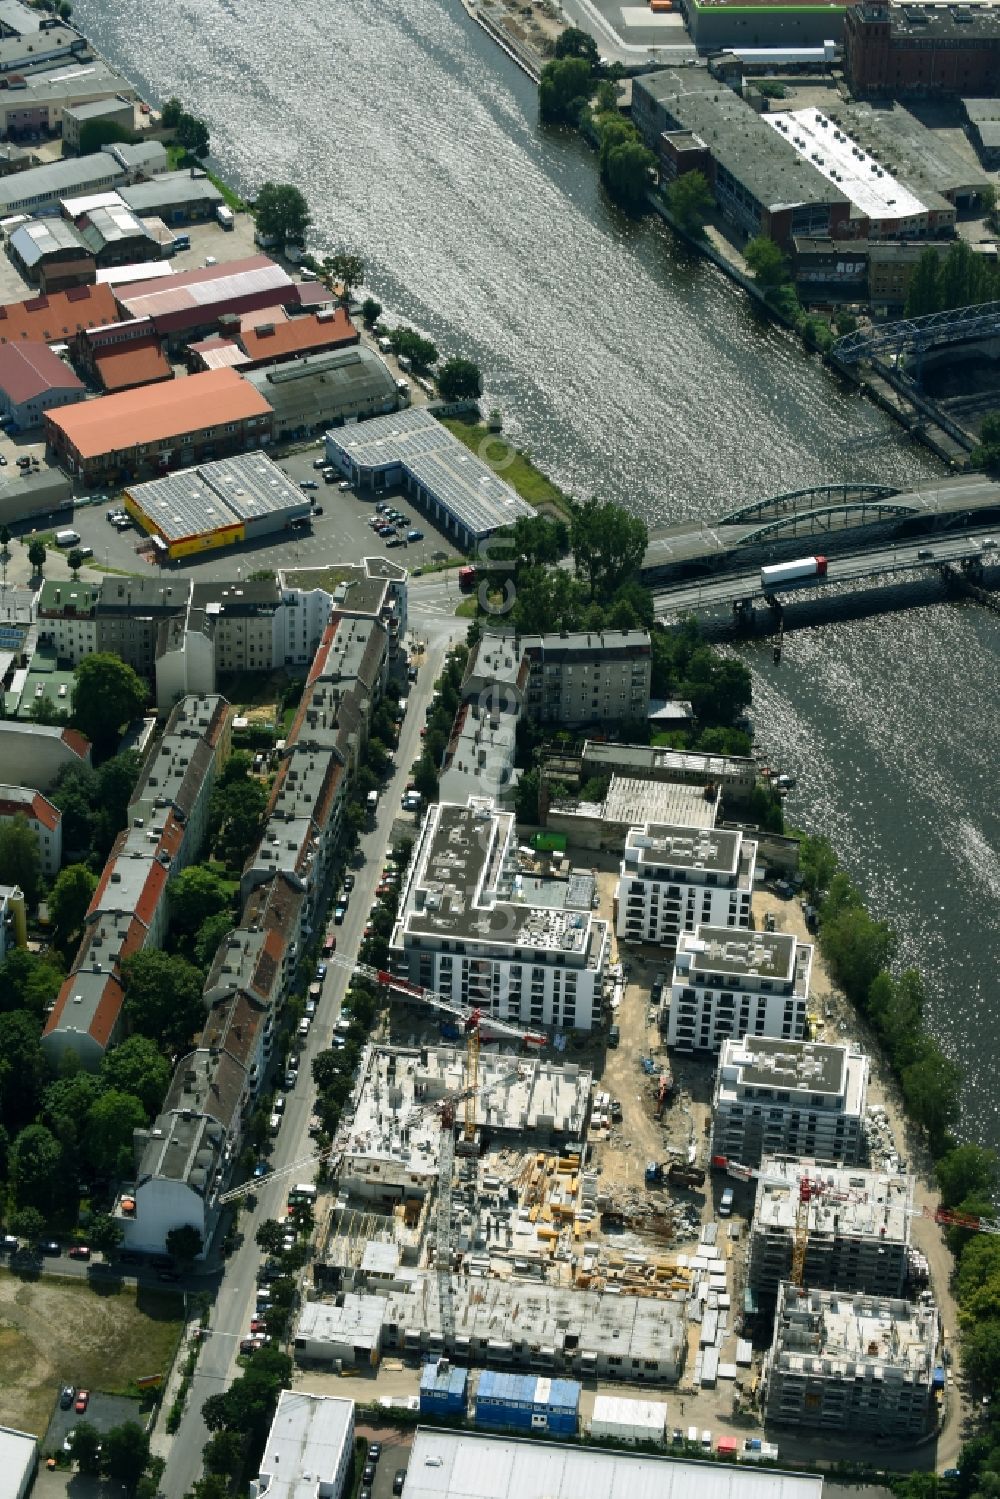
[0, 283, 120, 350]
[113, 254, 298, 343]
[0, 783, 62, 875]
[0, 338, 84, 430]
[44, 366, 273, 479]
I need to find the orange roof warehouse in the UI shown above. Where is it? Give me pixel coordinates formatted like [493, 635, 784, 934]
[122, 450, 312, 560]
[43, 366, 273, 481]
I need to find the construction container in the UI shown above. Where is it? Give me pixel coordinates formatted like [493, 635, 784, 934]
[419, 1358, 467, 1415]
[475, 1371, 581, 1435]
[590, 1395, 668, 1444]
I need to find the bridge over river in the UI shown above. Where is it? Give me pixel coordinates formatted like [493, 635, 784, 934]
[640, 475, 1000, 586]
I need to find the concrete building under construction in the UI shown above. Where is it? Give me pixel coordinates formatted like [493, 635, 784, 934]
[747, 1157, 915, 1300]
[763, 1284, 939, 1436]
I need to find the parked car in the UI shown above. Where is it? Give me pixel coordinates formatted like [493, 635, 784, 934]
[300, 480, 318, 491]
[297, 1017, 310, 1039]
[368, 1444, 382, 1462]
[339, 480, 350, 491]
[63, 1429, 76, 1453]
[343, 875, 355, 892]
[312, 457, 328, 469]
[386, 536, 404, 547]
[39, 1240, 61, 1256]
[273, 1094, 286, 1114]
[363, 1465, 376, 1485]
[334, 904, 346, 925]
[75, 1390, 90, 1413]
[59, 1386, 75, 1409]
[67, 1245, 91, 1260]
[315, 962, 327, 980]
[393, 1471, 407, 1495]
[285, 1068, 298, 1089]
[407, 529, 424, 541]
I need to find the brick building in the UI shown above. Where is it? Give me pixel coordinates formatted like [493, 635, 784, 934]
[845, 1, 1000, 96]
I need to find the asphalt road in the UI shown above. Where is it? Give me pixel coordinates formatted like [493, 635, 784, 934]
[652, 527, 1000, 617]
[159, 622, 462, 1499]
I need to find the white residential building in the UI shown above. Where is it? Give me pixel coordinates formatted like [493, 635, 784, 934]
[252, 1393, 355, 1499]
[617, 824, 757, 948]
[667, 925, 813, 1052]
[711, 1036, 870, 1169]
[391, 799, 610, 1032]
[0, 784, 62, 876]
[0, 883, 26, 964]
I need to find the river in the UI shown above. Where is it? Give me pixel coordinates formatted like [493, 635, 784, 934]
[75, 0, 1000, 1145]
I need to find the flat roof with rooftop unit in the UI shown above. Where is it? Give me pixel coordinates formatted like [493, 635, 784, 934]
[765, 108, 930, 230]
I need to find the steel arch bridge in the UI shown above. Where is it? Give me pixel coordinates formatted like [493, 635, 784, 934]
[736, 500, 924, 547]
[717, 483, 904, 528]
[832, 301, 1000, 365]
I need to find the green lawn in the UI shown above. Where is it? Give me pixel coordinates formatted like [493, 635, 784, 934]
[439, 416, 572, 518]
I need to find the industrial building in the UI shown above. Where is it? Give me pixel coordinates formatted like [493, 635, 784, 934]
[964, 98, 1000, 169]
[617, 825, 757, 949]
[0, 61, 135, 139]
[61, 95, 135, 151]
[0, 783, 62, 875]
[0, 339, 84, 430]
[45, 368, 274, 481]
[390, 797, 610, 1031]
[666, 925, 813, 1052]
[123, 451, 311, 560]
[590, 1395, 668, 1444]
[763, 1284, 939, 1436]
[845, 0, 1000, 96]
[831, 100, 989, 212]
[0, 147, 127, 216]
[711, 1037, 870, 1169]
[252, 1392, 355, 1499]
[420, 1359, 468, 1416]
[112, 253, 297, 344]
[547, 774, 720, 850]
[398, 1430, 824, 1499]
[0, 1425, 37, 1499]
[7, 216, 94, 289]
[474, 1372, 580, 1435]
[76, 200, 160, 268]
[247, 346, 399, 438]
[747, 1157, 914, 1299]
[679, 0, 847, 48]
[119, 168, 224, 224]
[325, 405, 534, 549]
[581, 739, 758, 802]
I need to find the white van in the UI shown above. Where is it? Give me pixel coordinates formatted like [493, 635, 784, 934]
[367, 789, 378, 813]
[55, 529, 81, 547]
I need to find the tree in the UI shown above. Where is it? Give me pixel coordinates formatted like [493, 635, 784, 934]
[0, 948, 63, 1019]
[176, 111, 210, 158]
[69, 1422, 103, 1474]
[818, 904, 895, 1010]
[169, 865, 231, 941]
[101, 1034, 171, 1118]
[360, 297, 382, 326]
[48, 862, 97, 951]
[71, 653, 147, 756]
[0, 1010, 46, 1133]
[166, 1223, 203, 1267]
[0, 814, 42, 906]
[570, 498, 648, 600]
[195, 910, 235, 970]
[598, 119, 655, 214]
[78, 119, 134, 155]
[744, 236, 787, 293]
[666, 170, 713, 236]
[203, 1430, 245, 1477]
[901, 1043, 961, 1151]
[553, 25, 599, 64]
[255, 1219, 286, 1254]
[67, 547, 85, 577]
[85, 1090, 147, 1177]
[10, 1122, 63, 1213]
[254, 182, 311, 245]
[437, 357, 483, 402]
[89, 1212, 124, 1254]
[161, 97, 182, 128]
[9, 1202, 43, 1240]
[538, 56, 594, 126]
[210, 777, 268, 869]
[122, 950, 206, 1051]
[798, 834, 838, 899]
[389, 326, 438, 371]
[102, 1422, 151, 1492]
[326, 252, 364, 301]
[972, 411, 1000, 473]
[938, 1145, 998, 1211]
[905, 247, 942, 318]
[27, 538, 45, 575]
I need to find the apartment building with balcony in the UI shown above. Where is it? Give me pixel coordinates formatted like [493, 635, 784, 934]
[667, 925, 813, 1052]
[711, 1036, 870, 1169]
[617, 824, 757, 949]
[390, 798, 610, 1032]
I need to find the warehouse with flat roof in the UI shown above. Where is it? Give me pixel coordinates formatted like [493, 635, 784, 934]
[326, 405, 534, 548]
[124, 450, 310, 559]
[248, 346, 399, 437]
[398, 1430, 825, 1499]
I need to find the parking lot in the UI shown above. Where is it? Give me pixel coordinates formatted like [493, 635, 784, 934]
[43, 1390, 143, 1458]
[60, 442, 463, 582]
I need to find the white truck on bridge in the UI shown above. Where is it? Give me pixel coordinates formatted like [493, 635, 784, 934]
[760, 555, 828, 590]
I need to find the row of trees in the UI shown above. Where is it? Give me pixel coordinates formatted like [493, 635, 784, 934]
[905, 234, 1000, 320]
[64, 1419, 160, 1496]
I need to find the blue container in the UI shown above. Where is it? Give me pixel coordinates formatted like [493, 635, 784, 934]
[419, 1359, 468, 1415]
[474, 1371, 581, 1436]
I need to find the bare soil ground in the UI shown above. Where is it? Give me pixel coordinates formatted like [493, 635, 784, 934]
[0, 1272, 183, 1438]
